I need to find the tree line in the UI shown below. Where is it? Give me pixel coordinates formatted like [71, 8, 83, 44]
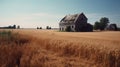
[37, 26, 52, 29]
[0, 25, 20, 29]
[94, 17, 118, 31]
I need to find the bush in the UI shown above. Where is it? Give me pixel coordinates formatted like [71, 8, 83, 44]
[94, 17, 110, 30]
[0, 30, 31, 67]
[0, 30, 30, 45]
[46, 26, 51, 29]
[94, 21, 101, 30]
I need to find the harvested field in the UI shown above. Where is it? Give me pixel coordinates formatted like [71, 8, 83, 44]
[0, 29, 120, 67]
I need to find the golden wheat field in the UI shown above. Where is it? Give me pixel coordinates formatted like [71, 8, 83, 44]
[0, 29, 120, 67]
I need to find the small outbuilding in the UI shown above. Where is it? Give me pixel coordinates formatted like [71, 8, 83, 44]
[105, 24, 118, 31]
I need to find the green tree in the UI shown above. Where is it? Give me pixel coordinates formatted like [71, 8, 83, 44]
[37, 27, 39, 29]
[94, 21, 100, 30]
[17, 25, 20, 29]
[13, 25, 16, 29]
[46, 26, 49, 29]
[99, 17, 109, 30]
[46, 26, 51, 29]
[93, 17, 110, 30]
[40, 27, 42, 29]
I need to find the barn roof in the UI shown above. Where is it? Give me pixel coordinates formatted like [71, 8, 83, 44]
[60, 13, 87, 24]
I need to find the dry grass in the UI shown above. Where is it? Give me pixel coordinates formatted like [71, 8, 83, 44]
[0, 30, 31, 67]
[0, 29, 120, 67]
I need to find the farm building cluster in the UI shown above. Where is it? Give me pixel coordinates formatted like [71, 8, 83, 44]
[59, 13, 118, 32]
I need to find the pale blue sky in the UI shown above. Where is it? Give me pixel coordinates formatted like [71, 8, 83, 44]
[0, 0, 120, 28]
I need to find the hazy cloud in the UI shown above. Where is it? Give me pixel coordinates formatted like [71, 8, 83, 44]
[0, 12, 64, 28]
[0, 12, 120, 28]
